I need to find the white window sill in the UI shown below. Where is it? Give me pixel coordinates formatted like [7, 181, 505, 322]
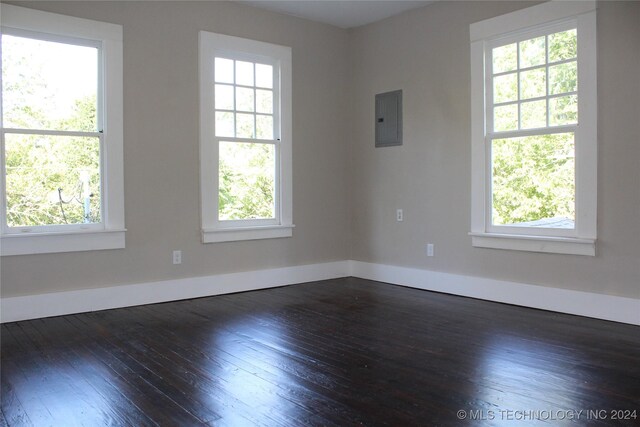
[469, 232, 595, 256]
[202, 224, 294, 243]
[1, 229, 126, 256]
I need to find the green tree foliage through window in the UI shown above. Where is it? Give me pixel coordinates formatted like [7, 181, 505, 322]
[2, 34, 101, 227]
[4, 98, 101, 227]
[490, 28, 578, 227]
[492, 133, 575, 225]
[219, 141, 275, 220]
[213, 57, 277, 221]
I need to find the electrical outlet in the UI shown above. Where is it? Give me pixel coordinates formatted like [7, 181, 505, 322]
[397, 209, 403, 222]
[172, 250, 182, 265]
[426, 243, 434, 257]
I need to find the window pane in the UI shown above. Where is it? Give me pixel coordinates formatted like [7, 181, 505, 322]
[493, 73, 517, 103]
[519, 36, 545, 68]
[549, 29, 577, 63]
[256, 115, 274, 139]
[236, 87, 255, 112]
[549, 95, 578, 126]
[236, 113, 255, 138]
[492, 133, 575, 228]
[215, 111, 234, 137]
[219, 141, 275, 220]
[215, 58, 234, 83]
[235, 61, 254, 86]
[255, 64, 273, 88]
[520, 67, 546, 100]
[5, 133, 101, 227]
[494, 104, 518, 132]
[2, 35, 98, 132]
[215, 84, 234, 110]
[549, 61, 577, 95]
[521, 99, 546, 129]
[492, 43, 517, 74]
[256, 89, 273, 114]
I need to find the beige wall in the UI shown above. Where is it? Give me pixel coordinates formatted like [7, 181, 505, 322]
[0, 1, 352, 296]
[2, 1, 638, 301]
[349, 1, 640, 299]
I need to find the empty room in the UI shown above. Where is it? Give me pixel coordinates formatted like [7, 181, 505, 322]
[1, 0, 639, 425]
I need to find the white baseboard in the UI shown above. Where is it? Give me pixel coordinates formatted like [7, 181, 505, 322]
[2, 260, 638, 326]
[0, 261, 349, 323]
[349, 261, 640, 326]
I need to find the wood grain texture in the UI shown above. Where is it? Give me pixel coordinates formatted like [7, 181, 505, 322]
[2, 277, 639, 426]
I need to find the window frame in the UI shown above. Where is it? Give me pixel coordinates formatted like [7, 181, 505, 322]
[199, 31, 293, 243]
[469, 1, 597, 256]
[0, 4, 125, 256]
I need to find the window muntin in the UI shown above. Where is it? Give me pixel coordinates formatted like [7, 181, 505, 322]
[212, 55, 280, 224]
[469, 1, 596, 255]
[487, 24, 578, 233]
[489, 27, 577, 134]
[199, 31, 292, 243]
[1, 31, 104, 232]
[214, 57, 276, 141]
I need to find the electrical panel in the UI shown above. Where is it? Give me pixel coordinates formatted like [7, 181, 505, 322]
[375, 90, 402, 147]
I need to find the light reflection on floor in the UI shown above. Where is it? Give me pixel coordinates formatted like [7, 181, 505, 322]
[474, 334, 585, 426]
[201, 314, 301, 425]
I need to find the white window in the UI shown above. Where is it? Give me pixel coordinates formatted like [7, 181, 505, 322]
[469, 1, 597, 256]
[199, 32, 292, 243]
[0, 4, 124, 256]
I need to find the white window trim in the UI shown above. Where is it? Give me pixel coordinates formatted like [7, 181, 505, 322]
[469, 1, 597, 256]
[199, 31, 293, 243]
[0, 4, 125, 256]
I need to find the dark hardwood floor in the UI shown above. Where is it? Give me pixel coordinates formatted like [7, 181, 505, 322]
[1, 277, 639, 426]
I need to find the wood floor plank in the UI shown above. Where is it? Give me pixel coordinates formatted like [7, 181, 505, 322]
[26, 316, 159, 427]
[8, 322, 129, 427]
[134, 305, 340, 427]
[85, 340, 209, 425]
[2, 277, 639, 426]
[0, 365, 33, 427]
[134, 309, 371, 426]
[129, 335, 288, 427]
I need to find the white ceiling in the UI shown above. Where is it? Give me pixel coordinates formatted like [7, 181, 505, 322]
[239, 1, 434, 29]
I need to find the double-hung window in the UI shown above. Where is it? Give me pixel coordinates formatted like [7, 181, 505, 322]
[470, 1, 597, 255]
[0, 4, 124, 256]
[199, 32, 292, 243]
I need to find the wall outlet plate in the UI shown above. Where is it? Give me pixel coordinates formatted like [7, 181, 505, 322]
[426, 244, 434, 257]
